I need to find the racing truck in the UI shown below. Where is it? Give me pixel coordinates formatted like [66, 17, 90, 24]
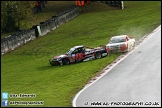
[49, 45, 109, 66]
[106, 35, 136, 53]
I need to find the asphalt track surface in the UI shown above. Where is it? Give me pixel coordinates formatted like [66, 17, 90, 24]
[72, 25, 161, 107]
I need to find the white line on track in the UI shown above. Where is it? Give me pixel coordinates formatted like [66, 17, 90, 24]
[72, 25, 161, 107]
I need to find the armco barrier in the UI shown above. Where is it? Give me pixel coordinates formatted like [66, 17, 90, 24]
[1, 6, 79, 55]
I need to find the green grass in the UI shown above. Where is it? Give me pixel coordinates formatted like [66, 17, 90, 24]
[1, 1, 161, 107]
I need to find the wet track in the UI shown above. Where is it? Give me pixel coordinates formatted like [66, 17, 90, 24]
[73, 25, 161, 107]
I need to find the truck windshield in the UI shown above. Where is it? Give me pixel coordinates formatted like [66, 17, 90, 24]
[110, 37, 125, 44]
[66, 48, 75, 55]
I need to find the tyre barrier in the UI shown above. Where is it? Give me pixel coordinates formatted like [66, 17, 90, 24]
[48, 18, 57, 31]
[1, 6, 79, 55]
[105, 1, 124, 9]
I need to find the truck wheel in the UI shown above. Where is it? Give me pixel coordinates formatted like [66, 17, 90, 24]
[95, 52, 102, 59]
[130, 44, 133, 50]
[62, 59, 70, 65]
[50, 61, 55, 66]
[126, 46, 129, 52]
[105, 52, 109, 57]
[130, 42, 135, 50]
[133, 42, 135, 47]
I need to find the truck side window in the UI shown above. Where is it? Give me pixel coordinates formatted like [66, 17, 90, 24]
[72, 49, 78, 54]
[77, 48, 83, 53]
[78, 48, 81, 53]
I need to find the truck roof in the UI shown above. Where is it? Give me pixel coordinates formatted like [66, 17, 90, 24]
[111, 35, 127, 38]
[72, 45, 84, 49]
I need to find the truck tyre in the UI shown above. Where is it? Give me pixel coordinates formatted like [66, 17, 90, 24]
[133, 42, 135, 47]
[62, 58, 70, 65]
[50, 61, 55, 66]
[95, 52, 102, 59]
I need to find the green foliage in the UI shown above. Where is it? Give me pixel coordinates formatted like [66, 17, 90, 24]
[1, 1, 35, 32]
[1, 1, 8, 31]
[12, 1, 35, 30]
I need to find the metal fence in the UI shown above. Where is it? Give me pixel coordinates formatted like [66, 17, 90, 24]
[102, 1, 124, 9]
[1, 6, 79, 55]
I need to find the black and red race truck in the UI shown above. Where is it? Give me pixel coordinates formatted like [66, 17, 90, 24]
[49, 45, 109, 66]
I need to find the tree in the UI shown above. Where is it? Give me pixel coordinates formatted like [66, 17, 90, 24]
[1, 1, 8, 32]
[1, 1, 35, 32]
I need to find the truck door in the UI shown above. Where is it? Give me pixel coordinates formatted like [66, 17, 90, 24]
[75, 48, 84, 62]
